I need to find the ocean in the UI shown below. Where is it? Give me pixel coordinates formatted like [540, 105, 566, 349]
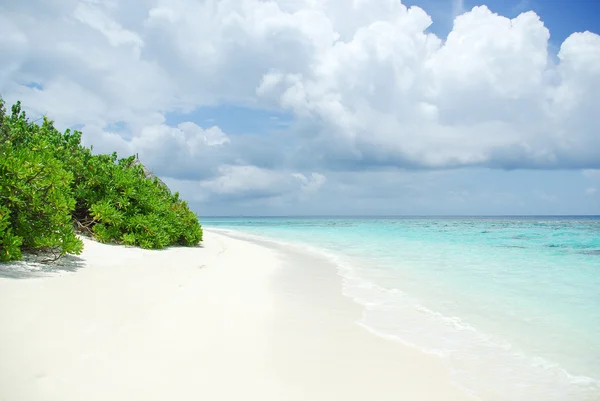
[202, 216, 600, 400]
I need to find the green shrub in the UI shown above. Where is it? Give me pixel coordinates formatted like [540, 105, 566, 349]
[0, 101, 83, 261]
[78, 153, 203, 249]
[0, 98, 202, 262]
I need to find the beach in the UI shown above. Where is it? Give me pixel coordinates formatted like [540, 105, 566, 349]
[0, 229, 473, 401]
[203, 217, 600, 400]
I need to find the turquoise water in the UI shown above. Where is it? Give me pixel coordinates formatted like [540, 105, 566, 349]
[202, 216, 600, 400]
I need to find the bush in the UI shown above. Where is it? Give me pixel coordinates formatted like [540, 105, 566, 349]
[0, 98, 202, 261]
[0, 101, 83, 261]
[76, 153, 203, 249]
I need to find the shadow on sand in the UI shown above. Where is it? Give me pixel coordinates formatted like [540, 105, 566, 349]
[0, 254, 87, 279]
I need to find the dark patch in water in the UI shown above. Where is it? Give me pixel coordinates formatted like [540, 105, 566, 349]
[324, 222, 355, 227]
[498, 245, 527, 249]
[579, 250, 600, 256]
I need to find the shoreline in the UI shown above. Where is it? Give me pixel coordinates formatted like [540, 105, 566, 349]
[207, 226, 600, 401]
[0, 229, 474, 401]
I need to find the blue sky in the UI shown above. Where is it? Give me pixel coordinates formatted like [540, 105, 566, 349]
[404, 0, 600, 43]
[1, 0, 599, 215]
[165, 105, 293, 137]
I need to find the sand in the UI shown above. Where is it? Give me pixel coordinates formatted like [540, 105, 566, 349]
[0, 230, 475, 401]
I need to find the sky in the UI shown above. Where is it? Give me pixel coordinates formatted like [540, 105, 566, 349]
[1, 0, 599, 216]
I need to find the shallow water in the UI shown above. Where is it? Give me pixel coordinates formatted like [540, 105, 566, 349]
[202, 216, 600, 400]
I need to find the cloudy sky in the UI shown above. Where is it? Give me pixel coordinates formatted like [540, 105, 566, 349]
[1, 0, 599, 216]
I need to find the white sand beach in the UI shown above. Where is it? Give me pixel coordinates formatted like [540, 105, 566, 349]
[0, 230, 474, 401]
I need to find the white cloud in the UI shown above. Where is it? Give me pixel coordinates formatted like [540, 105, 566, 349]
[293, 172, 327, 200]
[585, 187, 597, 196]
[83, 121, 234, 181]
[166, 166, 327, 202]
[1, 0, 599, 203]
[74, 1, 143, 48]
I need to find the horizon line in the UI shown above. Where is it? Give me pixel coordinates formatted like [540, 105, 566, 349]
[198, 214, 600, 218]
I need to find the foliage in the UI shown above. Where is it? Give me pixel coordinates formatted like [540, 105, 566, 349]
[0, 98, 202, 261]
[0, 101, 83, 261]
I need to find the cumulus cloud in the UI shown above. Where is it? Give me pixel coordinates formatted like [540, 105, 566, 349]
[165, 166, 327, 203]
[1, 0, 599, 205]
[73, 1, 144, 48]
[258, 5, 599, 169]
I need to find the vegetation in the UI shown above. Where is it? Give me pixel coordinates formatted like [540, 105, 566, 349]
[0, 99, 202, 262]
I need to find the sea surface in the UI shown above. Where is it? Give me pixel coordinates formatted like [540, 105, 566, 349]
[202, 216, 600, 400]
